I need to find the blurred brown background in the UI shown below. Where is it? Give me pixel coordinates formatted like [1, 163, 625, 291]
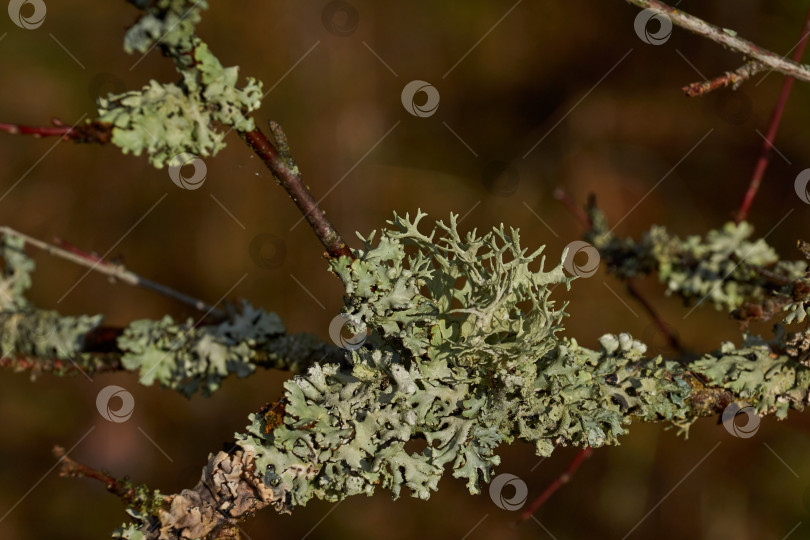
[1, 1, 810, 538]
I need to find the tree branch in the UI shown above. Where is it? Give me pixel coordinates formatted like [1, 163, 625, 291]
[625, 0, 810, 88]
[1, 226, 225, 318]
[682, 62, 763, 97]
[241, 125, 353, 260]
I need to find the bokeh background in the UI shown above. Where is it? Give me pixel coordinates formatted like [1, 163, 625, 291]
[1, 1, 810, 538]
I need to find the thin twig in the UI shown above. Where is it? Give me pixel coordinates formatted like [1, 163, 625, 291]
[626, 0, 810, 85]
[626, 278, 683, 352]
[555, 192, 682, 353]
[0, 120, 112, 143]
[53, 445, 139, 504]
[683, 62, 763, 97]
[553, 188, 591, 228]
[735, 5, 810, 223]
[241, 125, 353, 260]
[0, 117, 352, 260]
[0, 226, 224, 317]
[517, 447, 593, 523]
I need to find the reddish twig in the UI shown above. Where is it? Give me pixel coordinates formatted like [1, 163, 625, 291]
[517, 447, 593, 523]
[0, 119, 352, 260]
[683, 62, 763, 97]
[241, 124, 353, 260]
[53, 446, 139, 504]
[0, 119, 112, 144]
[553, 188, 591, 228]
[735, 5, 810, 223]
[0, 352, 123, 376]
[626, 278, 683, 352]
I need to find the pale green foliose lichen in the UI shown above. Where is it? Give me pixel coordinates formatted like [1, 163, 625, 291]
[587, 207, 807, 312]
[119, 301, 284, 396]
[233, 213, 694, 511]
[99, 0, 263, 167]
[691, 334, 810, 419]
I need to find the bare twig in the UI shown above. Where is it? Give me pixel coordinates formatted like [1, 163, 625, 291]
[626, 278, 683, 352]
[0, 117, 352, 260]
[241, 125, 353, 260]
[0, 119, 112, 143]
[517, 447, 593, 523]
[553, 188, 591, 228]
[626, 0, 810, 86]
[735, 5, 810, 223]
[53, 446, 140, 504]
[0, 350, 123, 376]
[682, 62, 763, 97]
[0, 226, 224, 318]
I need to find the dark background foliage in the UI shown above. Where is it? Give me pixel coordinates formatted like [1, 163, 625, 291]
[1, 1, 809, 538]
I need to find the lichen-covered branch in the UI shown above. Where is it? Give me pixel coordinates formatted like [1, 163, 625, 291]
[585, 205, 810, 322]
[0, 230, 341, 393]
[625, 0, 810, 90]
[108, 213, 810, 539]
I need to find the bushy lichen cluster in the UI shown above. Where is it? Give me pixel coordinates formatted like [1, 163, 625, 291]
[7, 213, 810, 539]
[98, 0, 263, 167]
[586, 206, 808, 312]
[227, 213, 697, 515]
